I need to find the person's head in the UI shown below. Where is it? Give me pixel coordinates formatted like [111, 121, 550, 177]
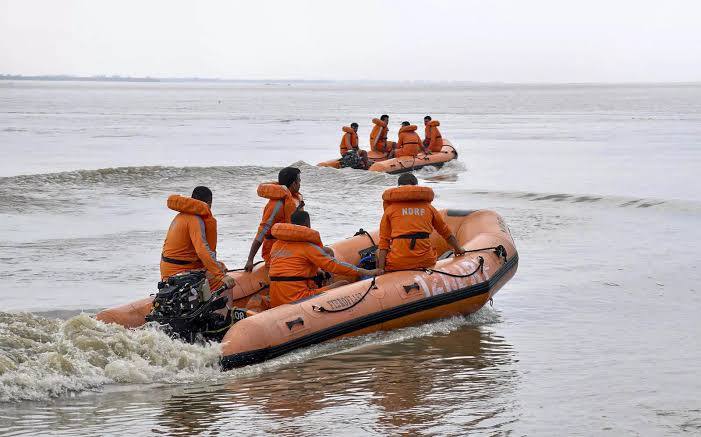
[380, 114, 389, 123]
[350, 122, 358, 132]
[291, 210, 311, 228]
[401, 121, 410, 127]
[424, 115, 432, 125]
[397, 173, 418, 186]
[191, 186, 213, 207]
[278, 166, 301, 194]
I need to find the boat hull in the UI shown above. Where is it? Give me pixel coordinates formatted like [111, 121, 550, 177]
[317, 141, 458, 174]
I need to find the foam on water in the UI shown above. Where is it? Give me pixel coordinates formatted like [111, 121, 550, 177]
[0, 312, 221, 402]
[0, 307, 498, 403]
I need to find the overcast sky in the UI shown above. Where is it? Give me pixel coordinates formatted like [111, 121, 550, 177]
[1, 0, 700, 82]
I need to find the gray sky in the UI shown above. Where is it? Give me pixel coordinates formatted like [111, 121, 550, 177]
[1, 0, 700, 82]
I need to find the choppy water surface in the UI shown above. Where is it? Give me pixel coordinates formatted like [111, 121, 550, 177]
[1, 81, 700, 435]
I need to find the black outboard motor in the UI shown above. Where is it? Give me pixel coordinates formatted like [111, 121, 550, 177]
[145, 271, 241, 343]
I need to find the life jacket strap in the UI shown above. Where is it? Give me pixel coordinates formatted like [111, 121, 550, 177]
[393, 232, 430, 250]
[161, 254, 198, 265]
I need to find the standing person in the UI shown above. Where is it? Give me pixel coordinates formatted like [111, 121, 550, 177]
[339, 122, 369, 169]
[244, 167, 304, 272]
[423, 115, 443, 153]
[370, 115, 394, 155]
[268, 210, 380, 307]
[377, 173, 465, 272]
[160, 186, 235, 290]
[394, 121, 422, 158]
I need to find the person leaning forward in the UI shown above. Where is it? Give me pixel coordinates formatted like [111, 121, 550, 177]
[377, 173, 466, 272]
[160, 186, 235, 290]
[245, 167, 304, 272]
[268, 210, 380, 307]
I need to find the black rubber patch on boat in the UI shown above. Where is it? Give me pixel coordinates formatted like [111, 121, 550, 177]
[446, 209, 476, 217]
[220, 253, 519, 369]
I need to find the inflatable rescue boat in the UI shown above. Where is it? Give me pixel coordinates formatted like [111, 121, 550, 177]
[317, 140, 458, 174]
[96, 209, 518, 369]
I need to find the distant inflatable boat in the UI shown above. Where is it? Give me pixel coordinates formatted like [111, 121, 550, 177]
[317, 141, 458, 174]
[96, 209, 518, 369]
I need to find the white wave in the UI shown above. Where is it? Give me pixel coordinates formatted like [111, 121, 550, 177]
[0, 312, 221, 402]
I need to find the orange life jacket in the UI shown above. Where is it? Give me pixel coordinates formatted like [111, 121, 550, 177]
[369, 118, 389, 153]
[339, 126, 359, 156]
[160, 195, 225, 284]
[395, 125, 422, 158]
[378, 186, 452, 271]
[268, 223, 360, 307]
[425, 120, 443, 152]
[254, 182, 304, 264]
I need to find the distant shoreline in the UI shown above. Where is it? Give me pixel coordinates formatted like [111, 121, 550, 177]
[1, 74, 699, 86]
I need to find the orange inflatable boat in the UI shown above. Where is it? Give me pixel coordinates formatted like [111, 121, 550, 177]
[96, 209, 518, 369]
[317, 141, 458, 174]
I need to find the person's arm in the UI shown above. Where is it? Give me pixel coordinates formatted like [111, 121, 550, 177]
[431, 207, 465, 255]
[245, 200, 283, 271]
[188, 216, 235, 286]
[370, 127, 379, 151]
[395, 134, 404, 151]
[304, 243, 364, 277]
[377, 210, 392, 271]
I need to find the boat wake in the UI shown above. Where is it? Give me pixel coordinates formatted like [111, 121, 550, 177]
[0, 312, 221, 402]
[0, 308, 499, 403]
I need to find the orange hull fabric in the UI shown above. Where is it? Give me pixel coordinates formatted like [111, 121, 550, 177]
[318, 140, 457, 174]
[96, 209, 518, 369]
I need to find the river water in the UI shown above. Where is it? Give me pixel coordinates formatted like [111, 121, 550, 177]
[0, 81, 700, 435]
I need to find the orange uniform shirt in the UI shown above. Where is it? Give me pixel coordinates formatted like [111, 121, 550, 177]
[268, 224, 360, 307]
[370, 118, 389, 153]
[339, 126, 359, 156]
[395, 125, 422, 158]
[379, 187, 452, 271]
[424, 120, 443, 152]
[254, 191, 304, 264]
[160, 195, 226, 287]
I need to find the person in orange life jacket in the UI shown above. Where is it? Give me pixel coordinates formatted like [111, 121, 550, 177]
[244, 167, 305, 272]
[392, 121, 423, 158]
[340, 122, 369, 169]
[268, 210, 381, 307]
[377, 173, 466, 272]
[370, 114, 394, 155]
[423, 115, 443, 153]
[160, 186, 236, 290]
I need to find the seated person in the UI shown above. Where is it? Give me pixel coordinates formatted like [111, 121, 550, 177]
[394, 121, 422, 158]
[339, 122, 369, 169]
[370, 115, 394, 156]
[423, 115, 444, 153]
[160, 186, 235, 290]
[377, 173, 466, 272]
[268, 210, 380, 307]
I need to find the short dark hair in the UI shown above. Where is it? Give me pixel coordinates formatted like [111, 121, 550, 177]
[191, 186, 212, 203]
[291, 210, 310, 227]
[278, 167, 301, 188]
[424, 115, 432, 121]
[380, 114, 389, 121]
[398, 173, 418, 186]
[401, 121, 410, 127]
[350, 122, 358, 128]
